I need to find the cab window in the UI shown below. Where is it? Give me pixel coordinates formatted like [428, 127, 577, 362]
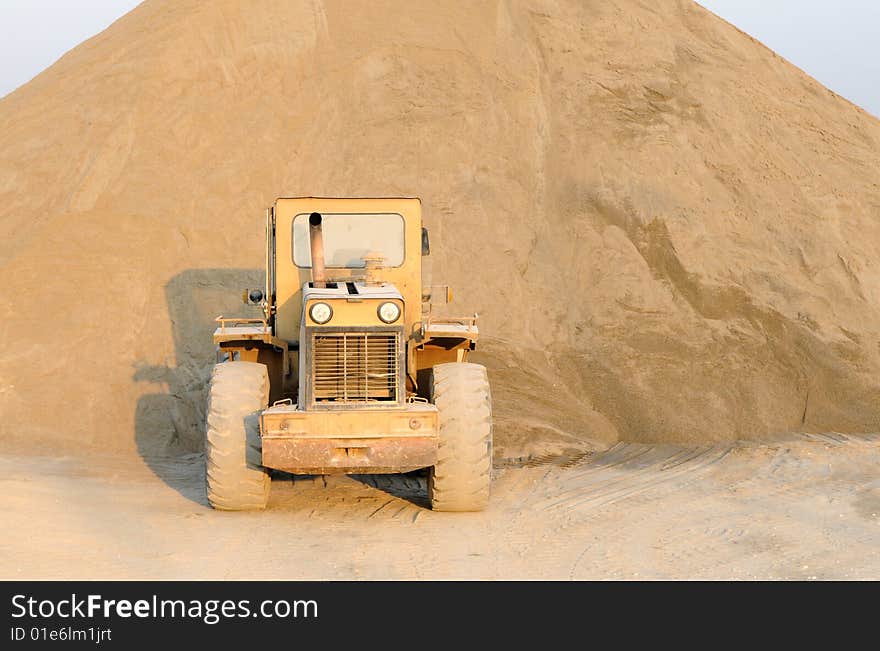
[292, 212, 405, 268]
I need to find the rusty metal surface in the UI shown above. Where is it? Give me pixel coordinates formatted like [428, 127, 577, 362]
[262, 435, 437, 474]
[261, 401, 436, 435]
[260, 402, 438, 473]
[308, 211, 327, 288]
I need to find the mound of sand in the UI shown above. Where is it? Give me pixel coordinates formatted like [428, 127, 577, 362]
[2, 0, 879, 459]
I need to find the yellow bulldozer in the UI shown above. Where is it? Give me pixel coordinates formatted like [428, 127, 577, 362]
[207, 197, 492, 511]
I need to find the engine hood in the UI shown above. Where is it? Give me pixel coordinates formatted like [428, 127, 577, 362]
[302, 281, 403, 302]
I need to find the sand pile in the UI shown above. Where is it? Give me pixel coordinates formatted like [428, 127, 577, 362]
[2, 0, 880, 459]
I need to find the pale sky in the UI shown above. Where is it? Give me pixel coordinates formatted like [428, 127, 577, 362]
[0, 0, 142, 98]
[697, 0, 879, 116]
[0, 1, 877, 117]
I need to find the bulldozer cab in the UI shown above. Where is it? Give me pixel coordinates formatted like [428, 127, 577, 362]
[272, 197, 425, 344]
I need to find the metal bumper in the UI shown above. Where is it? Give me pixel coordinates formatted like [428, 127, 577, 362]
[259, 402, 438, 474]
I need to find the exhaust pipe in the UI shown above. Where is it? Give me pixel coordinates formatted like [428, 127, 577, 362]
[309, 212, 327, 288]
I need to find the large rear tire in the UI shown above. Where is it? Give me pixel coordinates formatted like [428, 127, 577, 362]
[205, 361, 271, 510]
[428, 362, 492, 512]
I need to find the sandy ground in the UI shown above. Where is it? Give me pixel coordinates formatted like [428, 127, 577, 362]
[2, 433, 877, 580]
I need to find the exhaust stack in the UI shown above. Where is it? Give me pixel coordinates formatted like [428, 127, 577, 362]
[309, 212, 327, 288]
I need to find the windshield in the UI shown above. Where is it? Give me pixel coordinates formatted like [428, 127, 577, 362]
[292, 212, 405, 268]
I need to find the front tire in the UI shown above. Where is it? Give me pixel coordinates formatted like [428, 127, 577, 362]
[205, 361, 271, 510]
[428, 362, 492, 512]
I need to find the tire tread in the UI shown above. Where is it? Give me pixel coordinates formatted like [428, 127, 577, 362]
[429, 362, 492, 512]
[205, 361, 271, 510]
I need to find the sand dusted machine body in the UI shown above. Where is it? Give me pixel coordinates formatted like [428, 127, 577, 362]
[206, 198, 492, 511]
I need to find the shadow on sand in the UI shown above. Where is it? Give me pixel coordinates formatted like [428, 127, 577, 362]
[133, 268, 262, 506]
[350, 471, 431, 509]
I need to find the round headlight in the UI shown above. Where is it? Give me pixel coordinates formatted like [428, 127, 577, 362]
[309, 302, 333, 324]
[378, 301, 401, 324]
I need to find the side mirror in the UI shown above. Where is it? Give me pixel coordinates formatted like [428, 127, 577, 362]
[242, 288, 264, 305]
[421, 227, 430, 256]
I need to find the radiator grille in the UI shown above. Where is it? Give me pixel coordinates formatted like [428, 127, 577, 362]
[311, 331, 400, 404]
